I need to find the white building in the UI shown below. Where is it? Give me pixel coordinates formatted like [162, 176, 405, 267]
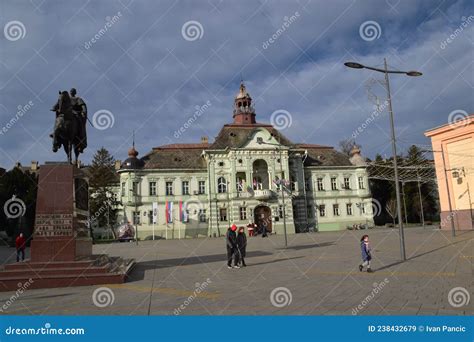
[117, 83, 374, 239]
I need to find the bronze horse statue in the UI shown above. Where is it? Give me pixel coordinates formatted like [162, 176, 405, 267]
[51, 91, 83, 165]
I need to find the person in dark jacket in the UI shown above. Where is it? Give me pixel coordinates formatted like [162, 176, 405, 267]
[15, 233, 26, 262]
[226, 224, 238, 269]
[260, 221, 268, 237]
[236, 227, 247, 267]
[359, 234, 373, 273]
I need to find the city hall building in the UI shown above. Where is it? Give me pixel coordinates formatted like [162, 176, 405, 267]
[117, 83, 374, 239]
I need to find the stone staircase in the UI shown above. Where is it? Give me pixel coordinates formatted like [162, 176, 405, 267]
[0, 254, 135, 291]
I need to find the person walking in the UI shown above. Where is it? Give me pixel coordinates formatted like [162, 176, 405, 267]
[359, 234, 373, 273]
[226, 224, 239, 269]
[15, 233, 26, 262]
[247, 221, 255, 237]
[261, 222, 268, 238]
[236, 227, 247, 267]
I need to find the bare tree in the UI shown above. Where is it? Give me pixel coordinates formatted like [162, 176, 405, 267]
[339, 138, 357, 156]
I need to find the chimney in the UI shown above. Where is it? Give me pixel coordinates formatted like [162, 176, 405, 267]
[30, 161, 38, 171]
[201, 136, 209, 144]
[115, 160, 122, 170]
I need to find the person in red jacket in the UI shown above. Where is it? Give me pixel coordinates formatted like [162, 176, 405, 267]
[15, 233, 26, 262]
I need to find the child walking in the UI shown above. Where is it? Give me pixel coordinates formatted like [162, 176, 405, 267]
[359, 234, 373, 273]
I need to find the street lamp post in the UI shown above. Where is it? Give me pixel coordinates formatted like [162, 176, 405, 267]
[279, 147, 288, 248]
[130, 188, 139, 245]
[440, 145, 457, 237]
[344, 58, 422, 261]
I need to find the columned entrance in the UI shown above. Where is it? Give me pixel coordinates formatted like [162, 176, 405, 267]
[254, 205, 272, 233]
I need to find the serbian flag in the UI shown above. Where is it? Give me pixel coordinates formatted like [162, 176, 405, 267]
[179, 201, 188, 222]
[165, 201, 173, 223]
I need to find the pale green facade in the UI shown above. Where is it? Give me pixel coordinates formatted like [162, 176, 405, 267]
[116, 84, 374, 239]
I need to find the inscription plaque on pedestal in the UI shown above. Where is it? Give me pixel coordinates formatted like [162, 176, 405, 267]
[31, 163, 92, 261]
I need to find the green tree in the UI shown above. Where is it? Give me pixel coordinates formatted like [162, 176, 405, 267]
[88, 148, 119, 233]
[0, 167, 38, 243]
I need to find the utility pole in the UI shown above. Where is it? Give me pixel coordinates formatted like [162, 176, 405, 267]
[441, 144, 456, 237]
[416, 169, 425, 227]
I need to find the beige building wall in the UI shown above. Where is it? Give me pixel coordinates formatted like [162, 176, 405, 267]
[425, 115, 474, 230]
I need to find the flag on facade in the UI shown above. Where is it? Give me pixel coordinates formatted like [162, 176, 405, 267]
[179, 201, 188, 222]
[165, 201, 173, 223]
[152, 202, 158, 224]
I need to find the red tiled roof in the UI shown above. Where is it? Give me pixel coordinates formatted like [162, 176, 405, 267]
[295, 144, 334, 149]
[153, 143, 210, 150]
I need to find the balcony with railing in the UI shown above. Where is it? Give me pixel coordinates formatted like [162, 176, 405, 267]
[253, 189, 276, 200]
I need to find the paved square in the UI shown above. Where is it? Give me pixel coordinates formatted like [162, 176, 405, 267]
[0, 227, 472, 315]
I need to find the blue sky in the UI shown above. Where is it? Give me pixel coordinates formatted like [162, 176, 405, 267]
[0, 0, 472, 168]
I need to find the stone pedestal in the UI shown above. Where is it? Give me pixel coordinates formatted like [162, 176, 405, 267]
[0, 163, 134, 292]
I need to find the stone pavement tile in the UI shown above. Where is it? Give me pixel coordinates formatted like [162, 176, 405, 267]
[0, 228, 471, 315]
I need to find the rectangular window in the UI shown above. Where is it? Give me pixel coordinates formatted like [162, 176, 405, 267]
[121, 182, 125, 196]
[182, 181, 189, 195]
[358, 176, 364, 189]
[346, 203, 353, 216]
[166, 181, 173, 196]
[291, 178, 296, 191]
[133, 211, 140, 225]
[199, 209, 207, 223]
[333, 204, 339, 216]
[198, 181, 205, 194]
[149, 182, 156, 196]
[132, 181, 140, 195]
[219, 208, 227, 222]
[319, 205, 325, 217]
[360, 203, 365, 214]
[344, 177, 350, 189]
[331, 177, 337, 191]
[278, 205, 284, 219]
[317, 178, 324, 191]
[148, 210, 153, 224]
[239, 207, 247, 220]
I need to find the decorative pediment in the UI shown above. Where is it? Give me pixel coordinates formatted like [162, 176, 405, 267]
[241, 128, 284, 149]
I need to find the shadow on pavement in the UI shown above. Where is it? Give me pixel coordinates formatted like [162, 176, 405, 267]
[276, 241, 335, 251]
[129, 251, 274, 281]
[375, 236, 472, 272]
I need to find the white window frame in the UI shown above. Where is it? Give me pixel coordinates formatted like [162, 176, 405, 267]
[198, 181, 206, 194]
[149, 182, 156, 196]
[358, 176, 365, 189]
[346, 203, 353, 215]
[166, 181, 173, 196]
[182, 181, 189, 195]
[217, 177, 227, 193]
[239, 207, 247, 220]
[317, 178, 324, 191]
[319, 205, 326, 217]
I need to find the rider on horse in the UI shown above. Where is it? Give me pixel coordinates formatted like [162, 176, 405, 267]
[50, 88, 88, 163]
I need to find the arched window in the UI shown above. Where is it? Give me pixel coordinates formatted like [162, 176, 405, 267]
[217, 177, 227, 193]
